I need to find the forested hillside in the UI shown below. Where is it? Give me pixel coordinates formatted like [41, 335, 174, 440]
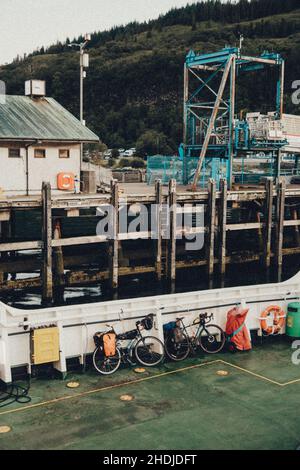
[1, 0, 300, 153]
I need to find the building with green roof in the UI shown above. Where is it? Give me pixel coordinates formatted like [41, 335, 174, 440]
[0, 88, 99, 195]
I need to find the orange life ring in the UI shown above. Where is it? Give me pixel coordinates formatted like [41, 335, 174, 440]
[260, 305, 285, 335]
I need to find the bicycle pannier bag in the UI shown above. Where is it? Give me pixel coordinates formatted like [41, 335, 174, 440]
[93, 332, 104, 348]
[141, 315, 153, 331]
[174, 327, 184, 343]
[163, 321, 177, 333]
[103, 332, 117, 357]
[117, 330, 137, 341]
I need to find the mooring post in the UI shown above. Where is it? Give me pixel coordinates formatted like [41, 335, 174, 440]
[256, 211, 264, 253]
[0, 221, 9, 283]
[53, 219, 64, 287]
[167, 179, 177, 287]
[275, 179, 286, 274]
[0, 222, 4, 284]
[263, 178, 273, 269]
[291, 207, 300, 247]
[41, 182, 53, 303]
[276, 149, 282, 184]
[109, 180, 119, 290]
[155, 179, 162, 280]
[206, 179, 216, 279]
[218, 178, 227, 276]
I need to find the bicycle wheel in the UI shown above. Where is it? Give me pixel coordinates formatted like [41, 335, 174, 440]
[164, 331, 190, 362]
[199, 324, 225, 354]
[92, 346, 121, 375]
[134, 336, 164, 366]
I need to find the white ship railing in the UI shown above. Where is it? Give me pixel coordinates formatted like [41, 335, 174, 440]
[0, 270, 300, 383]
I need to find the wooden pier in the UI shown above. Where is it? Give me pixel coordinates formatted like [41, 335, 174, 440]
[1, 179, 300, 302]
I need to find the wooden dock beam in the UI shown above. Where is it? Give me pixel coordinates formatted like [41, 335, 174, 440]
[206, 179, 216, 279]
[263, 178, 273, 269]
[108, 181, 119, 290]
[41, 182, 53, 303]
[166, 179, 177, 287]
[155, 180, 162, 280]
[218, 178, 227, 276]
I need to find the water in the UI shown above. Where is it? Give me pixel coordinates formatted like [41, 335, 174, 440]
[1, 258, 299, 310]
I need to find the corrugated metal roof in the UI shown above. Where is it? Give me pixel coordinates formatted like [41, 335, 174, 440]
[0, 95, 99, 142]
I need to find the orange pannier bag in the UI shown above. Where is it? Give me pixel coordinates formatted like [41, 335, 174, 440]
[103, 332, 117, 357]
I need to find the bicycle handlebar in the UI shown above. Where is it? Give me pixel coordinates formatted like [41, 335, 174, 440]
[193, 313, 214, 325]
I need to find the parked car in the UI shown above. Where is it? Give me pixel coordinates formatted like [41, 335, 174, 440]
[123, 149, 134, 157]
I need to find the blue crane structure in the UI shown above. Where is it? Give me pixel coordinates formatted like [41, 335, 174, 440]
[147, 46, 291, 189]
[182, 46, 286, 190]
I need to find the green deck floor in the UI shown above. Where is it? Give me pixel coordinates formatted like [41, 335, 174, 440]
[1, 339, 300, 450]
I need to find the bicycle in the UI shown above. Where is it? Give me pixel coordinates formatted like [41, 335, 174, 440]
[164, 312, 226, 362]
[92, 315, 165, 375]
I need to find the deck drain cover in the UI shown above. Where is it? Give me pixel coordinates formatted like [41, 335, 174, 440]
[0, 426, 11, 434]
[216, 370, 229, 376]
[134, 368, 146, 374]
[66, 381, 80, 389]
[120, 394, 134, 401]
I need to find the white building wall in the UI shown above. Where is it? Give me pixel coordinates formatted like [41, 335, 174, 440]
[0, 144, 81, 195]
[28, 144, 81, 195]
[0, 147, 27, 194]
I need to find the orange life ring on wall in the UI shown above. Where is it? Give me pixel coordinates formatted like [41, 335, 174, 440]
[260, 305, 285, 336]
[57, 173, 75, 191]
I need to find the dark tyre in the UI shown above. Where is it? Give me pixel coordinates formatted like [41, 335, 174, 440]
[92, 346, 121, 375]
[164, 331, 190, 362]
[134, 336, 164, 366]
[199, 325, 226, 354]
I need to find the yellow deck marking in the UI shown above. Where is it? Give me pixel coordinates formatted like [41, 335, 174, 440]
[219, 360, 300, 387]
[219, 360, 283, 386]
[0, 358, 299, 417]
[0, 360, 219, 417]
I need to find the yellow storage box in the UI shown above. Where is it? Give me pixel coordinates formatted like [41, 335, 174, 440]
[31, 326, 60, 365]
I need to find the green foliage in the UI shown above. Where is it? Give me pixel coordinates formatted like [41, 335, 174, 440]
[131, 158, 146, 168]
[118, 158, 131, 168]
[111, 148, 120, 158]
[0, 0, 300, 152]
[108, 157, 116, 167]
[136, 130, 173, 157]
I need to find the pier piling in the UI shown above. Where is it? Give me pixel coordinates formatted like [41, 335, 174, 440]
[53, 219, 64, 287]
[275, 179, 286, 275]
[263, 178, 274, 269]
[218, 178, 227, 276]
[155, 180, 162, 281]
[41, 182, 53, 303]
[206, 179, 216, 279]
[108, 180, 119, 290]
[166, 179, 177, 288]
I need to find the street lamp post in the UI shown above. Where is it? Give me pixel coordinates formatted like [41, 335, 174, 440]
[69, 33, 91, 176]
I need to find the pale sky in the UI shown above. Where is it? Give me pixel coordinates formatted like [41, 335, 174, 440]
[0, 0, 198, 65]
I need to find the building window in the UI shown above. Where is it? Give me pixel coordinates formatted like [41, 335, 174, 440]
[34, 148, 46, 158]
[8, 148, 21, 158]
[59, 149, 70, 159]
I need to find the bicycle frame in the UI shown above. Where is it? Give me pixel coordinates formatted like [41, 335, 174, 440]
[117, 337, 138, 364]
[178, 315, 214, 350]
[117, 325, 146, 364]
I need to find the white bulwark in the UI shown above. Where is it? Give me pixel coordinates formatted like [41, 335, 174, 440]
[0, 82, 99, 195]
[0, 270, 300, 383]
